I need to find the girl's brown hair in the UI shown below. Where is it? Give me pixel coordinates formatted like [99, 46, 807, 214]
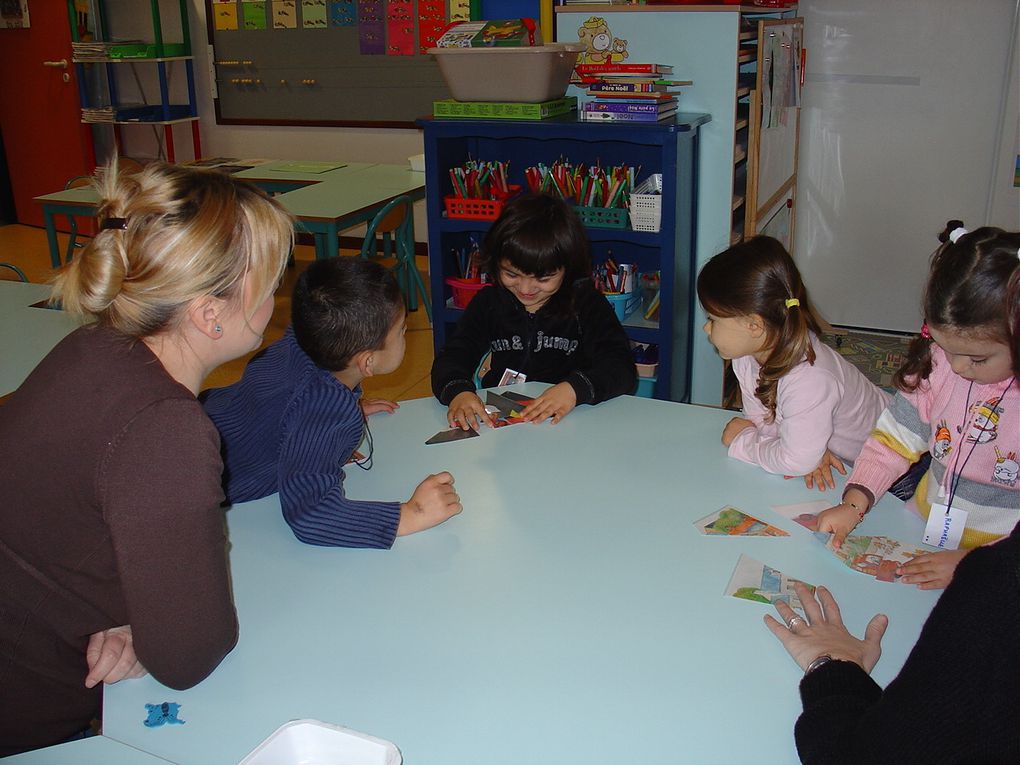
[893, 220, 1020, 391]
[53, 159, 293, 338]
[697, 236, 821, 421]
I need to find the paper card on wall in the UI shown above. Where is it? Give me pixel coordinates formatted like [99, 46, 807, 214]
[724, 554, 812, 611]
[448, 0, 470, 22]
[417, 0, 446, 53]
[358, 0, 385, 54]
[386, 0, 414, 56]
[695, 507, 789, 537]
[301, 0, 327, 28]
[273, 0, 297, 29]
[214, 3, 240, 31]
[241, 2, 267, 30]
[329, 0, 356, 26]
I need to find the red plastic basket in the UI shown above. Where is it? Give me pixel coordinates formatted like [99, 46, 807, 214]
[444, 184, 522, 220]
[445, 277, 491, 309]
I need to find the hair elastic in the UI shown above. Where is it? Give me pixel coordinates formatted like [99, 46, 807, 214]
[920, 322, 932, 339]
[948, 226, 968, 243]
[784, 298, 800, 309]
[101, 217, 128, 230]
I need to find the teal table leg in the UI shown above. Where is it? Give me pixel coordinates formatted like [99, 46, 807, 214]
[42, 205, 62, 269]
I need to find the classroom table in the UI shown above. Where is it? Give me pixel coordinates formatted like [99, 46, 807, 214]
[98, 386, 942, 765]
[4, 736, 174, 764]
[0, 281, 82, 397]
[33, 161, 426, 268]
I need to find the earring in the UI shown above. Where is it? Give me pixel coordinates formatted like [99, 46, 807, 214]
[214, 324, 222, 333]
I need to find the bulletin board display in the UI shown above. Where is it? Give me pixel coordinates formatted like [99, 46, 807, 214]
[206, 0, 465, 127]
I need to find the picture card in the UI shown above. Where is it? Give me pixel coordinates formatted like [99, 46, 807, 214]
[770, 501, 927, 583]
[695, 507, 789, 537]
[425, 427, 479, 445]
[725, 554, 813, 611]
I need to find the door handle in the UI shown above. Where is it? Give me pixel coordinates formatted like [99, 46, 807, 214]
[42, 59, 68, 68]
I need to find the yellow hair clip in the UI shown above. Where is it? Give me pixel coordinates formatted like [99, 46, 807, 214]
[785, 298, 800, 308]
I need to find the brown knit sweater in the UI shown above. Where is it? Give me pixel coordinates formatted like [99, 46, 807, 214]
[0, 326, 238, 756]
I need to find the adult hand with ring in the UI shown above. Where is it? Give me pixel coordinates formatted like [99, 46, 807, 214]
[764, 581, 889, 673]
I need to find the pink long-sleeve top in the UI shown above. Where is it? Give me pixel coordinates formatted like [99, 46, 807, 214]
[846, 346, 1019, 548]
[728, 333, 891, 476]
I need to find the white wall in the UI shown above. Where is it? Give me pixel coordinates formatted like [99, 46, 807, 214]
[794, 0, 1019, 333]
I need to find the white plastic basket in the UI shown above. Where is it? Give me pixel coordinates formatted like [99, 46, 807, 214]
[629, 173, 663, 232]
[629, 194, 662, 232]
[238, 719, 402, 765]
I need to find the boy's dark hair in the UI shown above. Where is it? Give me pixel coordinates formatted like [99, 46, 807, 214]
[893, 220, 1020, 391]
[483, 193, 591, 316]
[697, 236, 821, 422]
[292, 257, 403, 371]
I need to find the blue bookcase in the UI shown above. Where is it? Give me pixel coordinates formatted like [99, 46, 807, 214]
[418, 114, 708, 402]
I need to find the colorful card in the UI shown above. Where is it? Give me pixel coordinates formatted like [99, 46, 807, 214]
[770, 500, 829, 531]
[829, 533, 927, 581]
[770, 501, 927, 583]
[425, 427, 479, 445]
[695, 507, 789, 537]
[725, 554, 812, 611]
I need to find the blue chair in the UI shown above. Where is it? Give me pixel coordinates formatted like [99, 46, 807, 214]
[0, 263, 28, 282]
[359, 195, 431, 323]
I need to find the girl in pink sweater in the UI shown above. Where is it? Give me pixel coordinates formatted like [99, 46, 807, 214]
[816, 221, 1020, 589]
[697, 236, 890, 490]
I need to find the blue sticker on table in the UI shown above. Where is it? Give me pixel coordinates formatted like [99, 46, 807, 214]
[143, 702, 186, 727]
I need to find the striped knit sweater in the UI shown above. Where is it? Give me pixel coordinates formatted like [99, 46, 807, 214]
[847, 346, 1019, 548]
[202, 328, 400, 548]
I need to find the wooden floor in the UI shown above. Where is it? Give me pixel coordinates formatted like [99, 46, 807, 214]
[0, 223, 436, 402]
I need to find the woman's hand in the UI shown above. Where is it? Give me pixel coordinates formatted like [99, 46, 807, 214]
[521, 383, 577, 424]
[801, 449, 847, 491]
[85, 625, 148, 688]
[764, 582, 888, 673]
[360, 397, 399, 417]
[897, 548, 969, 589]
[721, 417, 754, 446]
[447, 391, 492, 431]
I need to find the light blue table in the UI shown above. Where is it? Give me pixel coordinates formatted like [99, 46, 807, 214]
[34, 162, 426, 267]
[0, 282, 82, 397]
[4, 736, 174, 764]
[98, 386, 942, 764]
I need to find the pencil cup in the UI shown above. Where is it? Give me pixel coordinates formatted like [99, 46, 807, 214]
[603, 291, 641, 322]
[446, 277, 490, 309]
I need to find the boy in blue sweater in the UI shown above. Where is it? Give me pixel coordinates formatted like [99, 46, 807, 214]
[202, 258, 461, 548]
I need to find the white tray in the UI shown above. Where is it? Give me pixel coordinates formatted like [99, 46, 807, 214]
[238, 719, 402, 765]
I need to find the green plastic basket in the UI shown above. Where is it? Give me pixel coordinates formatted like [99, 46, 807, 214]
[576, 205, 628, 230]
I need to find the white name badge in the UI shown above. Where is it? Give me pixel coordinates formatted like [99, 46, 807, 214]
[498, 368, 526, 386]
[922, 503, 968, 550]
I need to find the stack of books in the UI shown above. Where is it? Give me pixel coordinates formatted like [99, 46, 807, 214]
[575, 62, 691, 123]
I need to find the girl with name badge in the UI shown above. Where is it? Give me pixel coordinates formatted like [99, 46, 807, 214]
[816, 221, 1020, 589]
[431, 193, 636, 429]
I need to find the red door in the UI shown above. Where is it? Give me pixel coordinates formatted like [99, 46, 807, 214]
[0, 2, 95, 228]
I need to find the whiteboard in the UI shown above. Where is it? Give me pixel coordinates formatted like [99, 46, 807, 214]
[794, 0, 1019, 333]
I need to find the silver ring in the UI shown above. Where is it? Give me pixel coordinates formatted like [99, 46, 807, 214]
[787, 616, 806, 630]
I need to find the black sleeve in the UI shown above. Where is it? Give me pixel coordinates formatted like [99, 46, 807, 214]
[793, 533, 1020, 764]
[431, 288, 496, 405]
[566, 283, 637, 405]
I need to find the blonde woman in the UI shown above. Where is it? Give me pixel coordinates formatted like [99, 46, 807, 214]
[0, 162, 292, 755]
